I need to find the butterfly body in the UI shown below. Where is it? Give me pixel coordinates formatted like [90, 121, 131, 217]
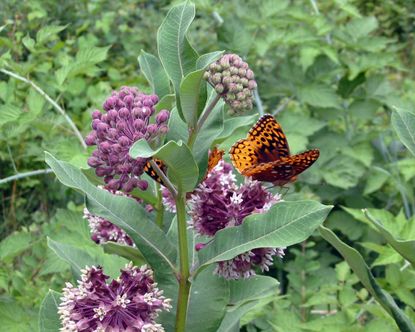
[229, 115, 319, 186]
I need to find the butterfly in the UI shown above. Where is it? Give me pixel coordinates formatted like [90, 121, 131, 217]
[229, 114, 319, 186]
[144, 147, 224, 186]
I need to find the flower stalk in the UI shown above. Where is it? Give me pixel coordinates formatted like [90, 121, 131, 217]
[174, 192, 191, 332]
[155, 183, 165, 228]
[187, 93, 221, 148]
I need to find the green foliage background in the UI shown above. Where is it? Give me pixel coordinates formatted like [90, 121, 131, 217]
[1, 0, 415, 331]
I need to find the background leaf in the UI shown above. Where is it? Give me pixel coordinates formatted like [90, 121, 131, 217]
[319, 225, 415, 332]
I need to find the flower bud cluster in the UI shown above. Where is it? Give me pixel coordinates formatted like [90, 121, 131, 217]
[85, 86, 170, 192]
[204, 54, 257, 114]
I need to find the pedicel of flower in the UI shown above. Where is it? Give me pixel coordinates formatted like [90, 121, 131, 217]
[58, 263, 171, 332]
[85, 86, 170, 193]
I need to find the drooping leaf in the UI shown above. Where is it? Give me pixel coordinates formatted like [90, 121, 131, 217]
[45, 152, 177, 279]
[129, 139, 198, 192]
[319, 225, 415, 332]
[196, 201, 332, 274]
[102, 242, 147, 267]
[364, 210, 415, 268]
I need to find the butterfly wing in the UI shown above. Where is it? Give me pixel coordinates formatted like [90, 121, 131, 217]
[144, 158, 167, 186]
[229, 115, 291, 174]
[207, 147, 224, 173]
[246, 114, 290, 162]
[243, 149, 320, 185]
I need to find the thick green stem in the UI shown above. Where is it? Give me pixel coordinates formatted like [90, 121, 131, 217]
[187, 93, 221, 148]
[155, 183, 164, 228]
[174, 193, 191, 332]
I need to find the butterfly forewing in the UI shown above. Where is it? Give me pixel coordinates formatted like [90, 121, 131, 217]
[247, 114, 290, 162]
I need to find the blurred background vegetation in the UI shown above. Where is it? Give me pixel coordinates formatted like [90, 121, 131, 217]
[0, 0, 414, 331]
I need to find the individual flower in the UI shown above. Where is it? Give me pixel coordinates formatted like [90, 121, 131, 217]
[189, 160, 284, 279]
[85, 86, 170, 192]
[161, 187, 176, 213]
[204, 53, 257, 114]
[58, 263, 171, 332]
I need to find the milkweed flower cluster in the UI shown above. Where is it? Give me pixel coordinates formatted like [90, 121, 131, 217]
[204, 53, 257, 114]
[85, 86, 170, 192]
[58, 263, 171, 332]
[189, 160, 285, 279]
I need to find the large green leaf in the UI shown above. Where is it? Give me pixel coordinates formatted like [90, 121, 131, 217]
[214, 114, 257, 144]
[129, 139, 199, 192]
[180, 69, 207, 126]
[364, 210, 415, 268]
[166, 107, 189, 142]
[217, 276, 279, 332]
[196, 201, 332, 273]
[157, 1, 198, 92]
[45, 153, 177, 279]
[186, 266, 229, 332]
[138, 50, 171, 98]
[391, 109, 415, 156]
[47, 237, 95, 279]
[319, 225, 415, 332]
[38, 290, 61, 332]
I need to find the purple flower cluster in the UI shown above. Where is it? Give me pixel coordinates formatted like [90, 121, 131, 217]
[189, 160, 285, 279]
[85, 86, 170, 192]
[58, 263, 171, 332]
[204, 54, 257, 114]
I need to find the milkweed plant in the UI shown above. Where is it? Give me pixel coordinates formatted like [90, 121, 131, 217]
[41, 2, 337, 331]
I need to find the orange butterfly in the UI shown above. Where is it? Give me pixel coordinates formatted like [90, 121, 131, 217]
[144, 147, 224, 186]
[229, 114, 319, 186]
